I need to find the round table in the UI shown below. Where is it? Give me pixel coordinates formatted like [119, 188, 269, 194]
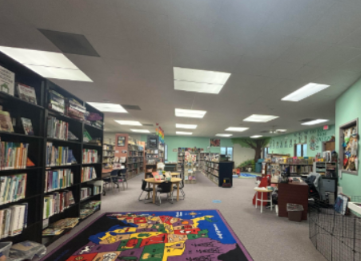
[144, 178, 182, 204]
[171, 172, 180, 177]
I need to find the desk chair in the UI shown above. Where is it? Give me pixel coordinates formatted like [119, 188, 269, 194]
[172, 180, 185, 200]
[118, 168, 128, 189]
[145, 168, 153, 179]
[139, 179, 153, 203]
[102, 170, 120, 195]
[156, 182, 173, 205]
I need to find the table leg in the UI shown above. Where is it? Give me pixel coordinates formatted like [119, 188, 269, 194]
[270, 192, 273, 211]
[152, 184, 156, 204]
[255, 193, 258, 208]
[261, 192, 263, 213]
[177, 183, 179, 201]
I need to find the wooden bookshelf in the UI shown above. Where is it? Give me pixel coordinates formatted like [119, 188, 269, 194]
[0, 52, 103, 246]
[102, 143, 114, 169]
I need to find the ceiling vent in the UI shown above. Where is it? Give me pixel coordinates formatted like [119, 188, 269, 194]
[39, 29, 100, 57]
[122, 104, 141, 110]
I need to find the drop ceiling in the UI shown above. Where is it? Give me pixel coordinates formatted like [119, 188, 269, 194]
[1, 0, 361, 137]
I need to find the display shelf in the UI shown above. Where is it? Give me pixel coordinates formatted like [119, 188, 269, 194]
[0, 53, 103, 245]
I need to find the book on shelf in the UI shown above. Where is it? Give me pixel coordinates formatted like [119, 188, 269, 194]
[16, 83, 37, 104]
[51, 217, 79, 229]
[42, 227, 64, 236]
[44, 169, 73, 193]
[0, 174, 27, 205]
[80, 201, 101, 219]
[0, 110, 14, 132]
[46, 142, 77, 166]
[83, 130, 92, 143]
[83, 149, 98, 164]
[43, 190, 75, 219]
[0, 203, 27, 238]
[21, 118, 34, 135]
[0, 141, 29, 170]
[81, 167, 97, 182]
[48, 90, 65, 114]
[66, 98, 86, 121]
[47, 116, 68, 140]
[68, 131, 79, 141]
[0, 65, 15, 96]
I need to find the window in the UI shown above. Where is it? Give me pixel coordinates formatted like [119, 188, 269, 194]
[221, 147, 233, 160]
[165, 144, 168, 161]
[295, 143, 307, 157]
[264, 147, 269, 159]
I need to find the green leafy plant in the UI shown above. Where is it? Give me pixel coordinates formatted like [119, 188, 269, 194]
[232, 137, 271, 162]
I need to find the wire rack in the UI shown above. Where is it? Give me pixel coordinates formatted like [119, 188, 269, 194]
[309, 197, 361, 261]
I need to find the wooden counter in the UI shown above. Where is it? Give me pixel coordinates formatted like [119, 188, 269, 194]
[278, 182, 309, 220]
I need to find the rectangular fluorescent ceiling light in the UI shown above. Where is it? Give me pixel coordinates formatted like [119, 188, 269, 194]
[175, 108, 206, 118]
[0, 46, 92, 82]
[131, 129, 150, 133]
[216, 134, 233, 137]
[87, 102, 128, 113]
[276, 129, 287, 132]
[251, 135, 262, 138]
[243, 114, 279, 122]
[173, 67, 231, 94]
[301, 119, 328, 125]
[115, 120, 142, 126]
[176, 124, 197, 129]
[225, 127, 249, 132]
[282, 83, 330, 102]
[176, 131, 192, 135]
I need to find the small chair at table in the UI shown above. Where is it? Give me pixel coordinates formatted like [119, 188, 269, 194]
[254, 187, 273, 213]
[172, 179, 185, 200]
[139, 179, 153, 203]
[118, 168, 128, 189]
[156, 182, 173, 205]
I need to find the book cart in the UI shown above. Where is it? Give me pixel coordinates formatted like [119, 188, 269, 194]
[0, 52, 103, 246]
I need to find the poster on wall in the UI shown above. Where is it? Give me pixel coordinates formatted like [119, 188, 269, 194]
[342, 125, 358, 172]
[210, 138, 220, 147]
[117, 136, 125, 147]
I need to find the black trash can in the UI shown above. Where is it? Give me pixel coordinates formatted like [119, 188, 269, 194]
[287, 203, 304, 222]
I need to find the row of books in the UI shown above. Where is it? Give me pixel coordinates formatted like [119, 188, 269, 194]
[81, 167, 97, 183]
[0, 174, 27, 205]
[66, 98, 86, 121]
[46, 143, 77, 166]
[43, 191, 75, 219]
[80, 201, 101, 219]
[80, 187, 92, 200]
[47, 116, 69, 140]
[0, 204, 28, 238]
[83, 149, 98, 164]
[43, 218, 79, 236]
[0, 141, 29, 170]
[45, 169, 74, 193]
[48, 90, 65, 114]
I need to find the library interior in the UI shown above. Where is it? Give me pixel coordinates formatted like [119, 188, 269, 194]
[0, 1, 361, 261]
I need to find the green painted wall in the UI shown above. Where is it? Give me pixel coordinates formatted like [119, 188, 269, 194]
[164, 136, 233, 162]
[336, 77, 361, 196]
[268, 125, 335, 157]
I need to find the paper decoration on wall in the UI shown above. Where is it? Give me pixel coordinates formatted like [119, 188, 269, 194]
[156, 124, 164, 144]
[343, 126, 358, 171]
[304, 135, 307, 144]
[289, 139, 292, 147]
[285, 140, 288, 148]
[280, 141, 283, 148]
[276, 142, 279, 148]
[310, 136, 317, 151]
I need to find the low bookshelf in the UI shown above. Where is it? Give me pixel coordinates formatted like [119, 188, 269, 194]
[201, 161, 234, 187]
[0, 52, 103, 246]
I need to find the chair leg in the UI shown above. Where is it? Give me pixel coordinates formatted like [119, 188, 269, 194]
[138, 191, 144, 201]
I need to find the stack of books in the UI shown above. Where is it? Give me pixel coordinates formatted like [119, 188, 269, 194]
[0, 204, 28, 238]
[46, 143, 77, 166]
[67, 99, 86, 121]
[43, 217, 79, 236]
[0, 174, 27, 204]
[48, 90, 65, 114]
[80, 201, 100, 219]
[0, 142, 29, 170]
[47, 116, 69, 140]
[81, 167, 97, 183]
[44, 169, 73, 192]
[82, 149, 98, 164]
[80, 187, 92, 200]
[43, 190, 75, 219]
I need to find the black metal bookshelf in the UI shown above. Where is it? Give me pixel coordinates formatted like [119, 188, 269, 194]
[0, 52, 103, 246]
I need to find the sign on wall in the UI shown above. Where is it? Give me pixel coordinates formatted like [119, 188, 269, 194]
[0, 65, 14, 96]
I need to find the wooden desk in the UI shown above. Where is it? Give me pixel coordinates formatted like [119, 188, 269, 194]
[144, 178, 182, 204]
[278, 183, 309, 220]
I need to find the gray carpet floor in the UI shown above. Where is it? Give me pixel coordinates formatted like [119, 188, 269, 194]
[45, 172, 326, 261]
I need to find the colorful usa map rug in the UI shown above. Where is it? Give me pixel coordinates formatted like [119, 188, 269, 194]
[41, 210, 253, 261]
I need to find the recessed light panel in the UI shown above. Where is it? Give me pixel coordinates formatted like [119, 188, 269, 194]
[87, 102, 128, 113]
[216, 134, 233, 137]
[225, 127, 249, 132]
[175, 108, 207, 118]
[176, 124, 197, 129]
[301, 119, 328, 125]
[276, 129, 287, 132]
[0, 46, 92, 82]
[115, 120, 142, 126]
[251, 135, 262, 138]
[173, 67, 231, 94]
[176, 131, 192, 135]
[243, 114, 279, 122]
[282, 83, 330, 102]
[131, 129, 150, 133]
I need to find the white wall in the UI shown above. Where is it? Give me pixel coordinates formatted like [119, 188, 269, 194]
[233, 144, 254, 167]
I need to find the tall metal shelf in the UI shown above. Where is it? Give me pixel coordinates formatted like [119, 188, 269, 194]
[0, 52, 103, 246]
